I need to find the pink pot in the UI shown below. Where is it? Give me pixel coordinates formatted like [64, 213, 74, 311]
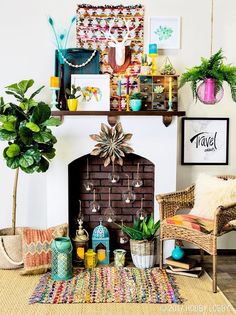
[197, 78, 224, 104]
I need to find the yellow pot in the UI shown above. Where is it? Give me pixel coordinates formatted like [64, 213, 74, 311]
[67, 99, 78, 111]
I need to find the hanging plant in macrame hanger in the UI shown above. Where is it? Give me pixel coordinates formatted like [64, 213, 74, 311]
[89, 122, 134, 167]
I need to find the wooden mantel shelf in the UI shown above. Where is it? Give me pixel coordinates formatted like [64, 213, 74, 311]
[51, 110, 185, 127]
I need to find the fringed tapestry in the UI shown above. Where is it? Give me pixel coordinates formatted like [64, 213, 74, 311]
[76, 4, 144, 110]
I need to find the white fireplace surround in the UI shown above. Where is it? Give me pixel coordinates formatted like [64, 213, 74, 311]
[0, 115, 177, 258]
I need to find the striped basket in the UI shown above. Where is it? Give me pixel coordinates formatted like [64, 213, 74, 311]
[130, 238, 157, 268]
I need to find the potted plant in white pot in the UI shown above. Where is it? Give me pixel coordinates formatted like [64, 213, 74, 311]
[118, 215, 160, 268]
[0, 79, 61, 269]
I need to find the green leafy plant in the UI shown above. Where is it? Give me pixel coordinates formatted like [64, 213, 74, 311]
[179, 48, 236, 101]
[0, 79, 61, 234]
[65, 85, 82, 100]
[117, 215, 160, 241]
[130, 92, 143, 100]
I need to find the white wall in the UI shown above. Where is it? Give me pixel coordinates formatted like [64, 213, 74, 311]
[0, 0, 235, 248]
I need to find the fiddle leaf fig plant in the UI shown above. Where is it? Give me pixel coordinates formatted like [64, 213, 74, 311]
[0, 79, 61, 234]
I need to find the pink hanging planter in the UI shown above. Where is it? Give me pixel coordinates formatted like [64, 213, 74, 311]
[197, 78, 224, 104]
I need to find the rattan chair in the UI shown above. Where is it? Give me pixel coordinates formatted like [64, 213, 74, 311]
[156, 175, 236, 293]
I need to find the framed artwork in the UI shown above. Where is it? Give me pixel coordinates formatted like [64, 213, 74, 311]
[181, 118, 229, 165]
[149, 16, 181, 49]
[71, 74, 110, 111]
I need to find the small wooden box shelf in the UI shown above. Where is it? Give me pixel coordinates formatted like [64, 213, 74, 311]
[140, 75, 179, 111]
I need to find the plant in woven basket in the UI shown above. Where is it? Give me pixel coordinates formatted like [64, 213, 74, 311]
[117, 215, 160, 268]
[89, 122, 134, 167]
[179, 48, 236, 103]
[0, 79, 61, 236]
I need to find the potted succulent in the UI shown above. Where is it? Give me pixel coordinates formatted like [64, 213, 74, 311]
[0, 79, 61, 269]
[179, 49, 236, 104]
[130, 92, 143, 111]
[118, 215, 160, 268]
[65, 85, 82, 111]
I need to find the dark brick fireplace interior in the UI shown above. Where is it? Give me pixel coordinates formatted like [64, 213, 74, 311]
[68, 153, 154, 259]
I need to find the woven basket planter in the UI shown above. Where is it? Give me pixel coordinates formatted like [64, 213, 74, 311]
[130, 238, 157, 268]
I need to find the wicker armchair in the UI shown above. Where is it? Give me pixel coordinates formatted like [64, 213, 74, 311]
[156, 175, 236, 293]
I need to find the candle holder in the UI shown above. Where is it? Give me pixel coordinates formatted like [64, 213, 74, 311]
[149, 53, 158, 76]
[122, 174, 136, 204]
[167, 101, 173, 112]
[108, 161, 120, 184]
[84, 158, 93, 192]
[125, 95, 130, 112]
[136, 198, 147, 221]
[50, 76, 60, 111]
[118, 220, 129, 244]
[104, 188, 116, 223]
[90, 189, 100, 213]
[132, 163, 143, 188]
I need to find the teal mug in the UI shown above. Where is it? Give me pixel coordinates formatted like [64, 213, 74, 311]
[130, 99, 142, 111]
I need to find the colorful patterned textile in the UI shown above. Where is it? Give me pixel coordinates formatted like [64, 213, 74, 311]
[164, 214, 214, 234]
[76, 5, 144, 110]
[21, 224, 68, 275]
[29, 267, 182, 304]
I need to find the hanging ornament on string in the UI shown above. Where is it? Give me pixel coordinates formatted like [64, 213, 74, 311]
[136, 198, 147, 221]
[108, 161, 120, 184]
[132, 163, 143, 188]
[90, 189, 100, 213]
[118, 220, 129, 244]
[84, 158, 94, 192]
[122, 174, 136, 204]
[104, 188, 116, 223]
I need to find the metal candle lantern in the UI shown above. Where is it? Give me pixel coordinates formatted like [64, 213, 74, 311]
[72, 218, 89, 266]
[92, 221, 110, 265]
[84, 249, 97, 269]
[51, 237, 73, 280]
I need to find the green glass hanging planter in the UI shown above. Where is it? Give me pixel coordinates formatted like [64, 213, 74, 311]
[51, 237, 73, 280]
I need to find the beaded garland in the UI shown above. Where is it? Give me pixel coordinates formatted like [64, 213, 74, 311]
[59, 49, 97, 68]
[29, 267, 182, 304]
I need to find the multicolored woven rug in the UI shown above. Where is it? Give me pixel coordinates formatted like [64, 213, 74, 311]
[29, 267, 182, 304]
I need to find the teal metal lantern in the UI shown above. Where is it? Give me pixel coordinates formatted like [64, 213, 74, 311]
[51, 237, 73, 280]
[92, 221, 110, 265]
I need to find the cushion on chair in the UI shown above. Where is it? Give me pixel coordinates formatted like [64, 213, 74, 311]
[164, 214, 214, 234]
[190, 173, 236, 220]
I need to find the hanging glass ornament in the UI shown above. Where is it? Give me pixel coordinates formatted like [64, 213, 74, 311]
[90, 189, 100, 213]
[118, 220, 129, 244]
[136, 198, 147, 221]
[132, 163, 143, 188]
[104, 188, 116, 223]
[84, 158, 94, 191]
[122, 174, 136, 204]
[108, 161, 120, 184]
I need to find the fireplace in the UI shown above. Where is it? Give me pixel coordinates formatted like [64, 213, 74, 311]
[68, 153, 155, 259]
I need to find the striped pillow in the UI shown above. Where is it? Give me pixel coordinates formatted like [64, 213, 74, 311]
[21, 224, 67, 275]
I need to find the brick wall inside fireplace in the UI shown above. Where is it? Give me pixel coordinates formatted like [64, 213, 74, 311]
[68, 153, 155, 259]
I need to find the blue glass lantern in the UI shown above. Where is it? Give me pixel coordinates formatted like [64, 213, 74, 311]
[92, 221, 110, 265]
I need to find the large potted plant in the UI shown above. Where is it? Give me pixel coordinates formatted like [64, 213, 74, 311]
[0, 79, 61, 269]
[118, 215, 160, 268]
[179, 49, 236, 104]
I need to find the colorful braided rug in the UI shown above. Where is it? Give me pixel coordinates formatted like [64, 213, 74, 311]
[29, 267, 182, 304]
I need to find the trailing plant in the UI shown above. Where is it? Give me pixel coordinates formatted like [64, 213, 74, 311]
[179, 49, 236, 101]
[65, 85, 82, 99]
[117, 215, 160, 241]
[0, 79, 61, 234]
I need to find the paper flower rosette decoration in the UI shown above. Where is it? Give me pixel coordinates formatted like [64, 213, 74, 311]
[90, 122, 133, 167]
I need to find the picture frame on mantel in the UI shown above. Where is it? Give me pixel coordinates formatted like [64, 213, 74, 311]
[181, 118, 229, 165]
[71, 74, 110, 111]
[149, 16, 181, 49]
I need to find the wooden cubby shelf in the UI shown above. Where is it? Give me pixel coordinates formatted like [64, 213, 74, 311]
[51, 110, 185, 127]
